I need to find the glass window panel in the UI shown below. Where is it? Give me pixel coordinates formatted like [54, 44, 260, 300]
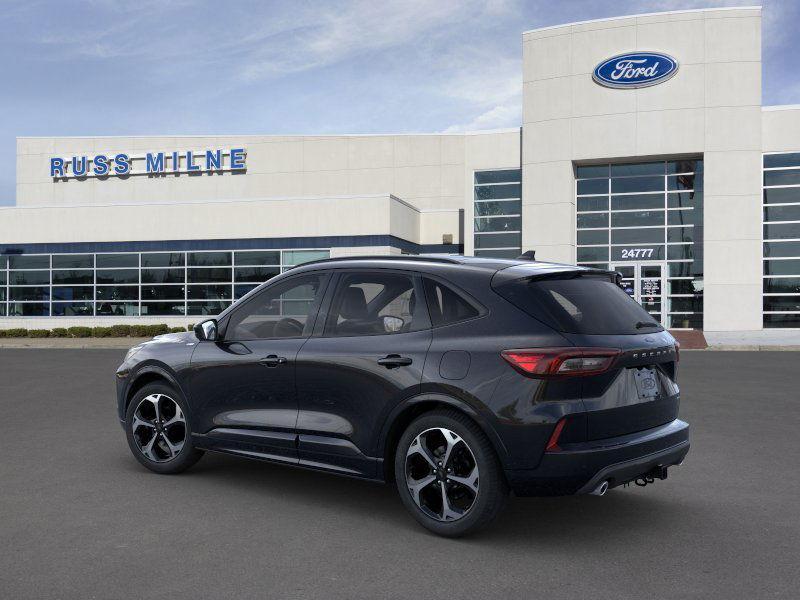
[667, 174, 701, 191]
[764, 169, 800, 187]
[0, 281, 5, 294]
[235, 284, 259, 299]
[474, 184, 522, 200]
[141, 302, 185, 316]
[234, 266, 280, 283]
[141, 253, 185, 268]
[187, 251, 232, 266]
[473, 232, 521, 249]
[96, 302, 138, 316]
[283, 250, 330, 266]
[474, 249, 521, 259]
[474, 200, 521, 216]
[668, 314, 703, 329]
[667, 191, 703, 209]
[667, 227, 694, 243]
[611, 228, 664, 244]
[187, 285, 232, 300]
[611, 194, 664, 210]
[52, 254, 93, 269]
[187, 301, 231, 316]
[763, 296, 800, 312]
[611, 245, 665, 261]
[474, 170, 520, 184]
[763, 277, 800, 293]
[52, 302, 94, 316]
[0, 304, 5, 316]
[96, 286, 138, 301]
[234, 251, 280, 266]
[8, 302, 49, 316]
[667, 160, 702, 174]
[10, 287, 50, 301]
[474, 216, 521, 232]
[576, 179, 608, 195]
[667, 245, 694, 260]
[0, 272, 4, 286]
[577, 212, 608, 229]
[577, 247, 609, 262]
[668, 297, 703, 312]
[576, 197, 608, 212]
[668, 262, 695, 277]
[96, 269, 138, 284]
[9, 270, 50, 285]
[764, 259, 800, 275]
[141, 285, 185, 300]
[764, 314, 800, 327]
[611, 162, 664, 177]
[611, 210, 664, 228]
[187, 267, 231, 283]
[669, 279, 704, 295]
[764, 223, 800, 240]
[611, 176, 663, 194]
[615, 266, 635, 278]
[764, 205, 800, 222]
[576, 165, 608, 179]
[764, 153, 800, 169]
[763, 187, 800, 204]
[9, 255, 49, 269]
[667, 209, 699, 226]
[764, 241, 800, 258]
[0, 255, 6, 269]
[96, 254, 137, 268]
[52, 270, 93, 284]
[142, 268, 185, 284]
[577, 230, 608, 245]
[52, 286, 93, 301]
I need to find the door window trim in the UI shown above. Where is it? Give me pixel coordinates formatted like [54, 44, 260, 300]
[421, 274, 487, 329]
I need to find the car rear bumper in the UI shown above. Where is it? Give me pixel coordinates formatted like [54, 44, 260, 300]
[505, 418, 690, 497]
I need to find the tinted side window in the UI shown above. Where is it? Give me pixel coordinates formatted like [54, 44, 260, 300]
[423, 278, 480, 327]
[326, 272, 425, 336]
[226, 273, 326, 340]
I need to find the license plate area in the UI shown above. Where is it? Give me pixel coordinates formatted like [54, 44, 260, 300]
[633, 366, 659, 400]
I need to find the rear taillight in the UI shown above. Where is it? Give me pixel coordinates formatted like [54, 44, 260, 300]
[501, 347, 620, 378]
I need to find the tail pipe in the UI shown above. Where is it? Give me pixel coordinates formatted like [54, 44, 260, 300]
[589, 480, 609, 496]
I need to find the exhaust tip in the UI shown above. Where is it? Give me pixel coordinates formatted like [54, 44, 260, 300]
[590, 480, 609, 496]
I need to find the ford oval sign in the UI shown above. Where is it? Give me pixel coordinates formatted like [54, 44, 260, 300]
[593, 52, 678, 89]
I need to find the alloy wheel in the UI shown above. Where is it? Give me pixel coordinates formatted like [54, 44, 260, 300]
[131, 393, 187, 462]
[405, 427, 479, 522]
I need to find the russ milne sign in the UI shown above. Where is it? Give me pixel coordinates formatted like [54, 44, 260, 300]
[50, 148, 246, 179]
[593, 52, 678, 89]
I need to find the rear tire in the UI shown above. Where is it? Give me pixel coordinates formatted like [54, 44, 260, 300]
[394, 409, 508, 537]
[125, 382, 203, 474]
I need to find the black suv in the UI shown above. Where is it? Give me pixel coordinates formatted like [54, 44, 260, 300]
[116, 256, 689, 536]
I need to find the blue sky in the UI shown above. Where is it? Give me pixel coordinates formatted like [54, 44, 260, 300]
[1, 0, 798, 206]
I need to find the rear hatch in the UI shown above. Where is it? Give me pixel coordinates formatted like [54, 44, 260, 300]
[492, 265, 680, 440]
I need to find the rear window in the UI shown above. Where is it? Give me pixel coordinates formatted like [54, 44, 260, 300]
[494, 273, 662, 335]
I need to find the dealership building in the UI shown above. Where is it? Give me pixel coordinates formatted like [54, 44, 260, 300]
[2, 6, 799, 342]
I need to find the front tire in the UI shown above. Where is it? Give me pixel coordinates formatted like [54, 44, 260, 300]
[394, 410, 508, 537]
[125, 382, 203, 474]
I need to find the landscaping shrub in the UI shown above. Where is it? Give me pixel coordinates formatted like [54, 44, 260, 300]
[92, 327, 113, 338]
[187, 323, 195, 332]
[50, 328, 69, 338]
[67, 326, 92, 338]
[28, 329, 51, 338]
[148, 324, 170, 336]
[168, 327, 185, 333]
[129, 324, 149, 337]
[4, 328, 28, 338]
[110, 324, 132, 337]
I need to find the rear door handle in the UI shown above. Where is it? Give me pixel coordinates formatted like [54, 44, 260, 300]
[377, 354, 413, 368]
[259, 354, 288, 367]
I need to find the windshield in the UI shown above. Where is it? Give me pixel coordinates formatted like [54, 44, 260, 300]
[493, 272, 663, 335]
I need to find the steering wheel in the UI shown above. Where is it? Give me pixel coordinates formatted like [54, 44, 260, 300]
[274, 317, 304, 337]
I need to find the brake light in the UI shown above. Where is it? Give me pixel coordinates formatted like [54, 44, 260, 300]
[501, 347, 620, 377]
[545, 417, 567, 452]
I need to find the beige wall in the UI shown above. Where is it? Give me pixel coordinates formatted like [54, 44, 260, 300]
[522, 7, 763, 331]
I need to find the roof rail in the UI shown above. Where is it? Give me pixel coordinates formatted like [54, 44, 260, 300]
[290, 254, 464, 269]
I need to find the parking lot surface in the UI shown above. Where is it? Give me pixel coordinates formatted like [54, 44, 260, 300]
[1, 349, 798, 599]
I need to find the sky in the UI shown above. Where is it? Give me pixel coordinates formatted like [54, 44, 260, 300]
[1, 0, 798, 206]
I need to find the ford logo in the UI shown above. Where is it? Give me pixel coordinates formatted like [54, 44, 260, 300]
[593, 52, 679, 89]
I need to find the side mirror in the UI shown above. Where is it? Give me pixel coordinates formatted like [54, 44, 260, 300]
[382, 315, 405, 333]
[194, 319, 218, 341]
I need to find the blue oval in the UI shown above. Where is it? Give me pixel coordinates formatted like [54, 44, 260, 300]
[593, 52, 678, 89]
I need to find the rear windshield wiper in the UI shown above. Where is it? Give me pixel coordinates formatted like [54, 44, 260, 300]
[635, 321, 660, 329]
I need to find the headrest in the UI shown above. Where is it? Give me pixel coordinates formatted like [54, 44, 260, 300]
[340, 286, 368, 319]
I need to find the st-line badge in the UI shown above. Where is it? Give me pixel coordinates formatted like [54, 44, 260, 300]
[593, 52, 679, 89]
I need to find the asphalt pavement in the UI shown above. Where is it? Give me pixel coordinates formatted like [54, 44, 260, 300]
[1, 349, 798, 599]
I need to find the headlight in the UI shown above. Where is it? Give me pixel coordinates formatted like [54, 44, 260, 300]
[125, 345, 144, 362]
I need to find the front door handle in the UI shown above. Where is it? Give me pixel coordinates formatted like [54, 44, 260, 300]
[377, 354, 413, 368]
[259, 354, 288, 367]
